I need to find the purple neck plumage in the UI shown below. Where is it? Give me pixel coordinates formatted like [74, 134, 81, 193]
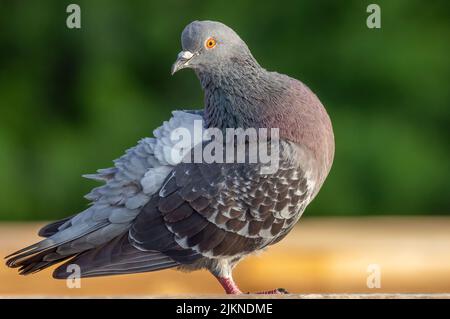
[196, 51, 334, 173]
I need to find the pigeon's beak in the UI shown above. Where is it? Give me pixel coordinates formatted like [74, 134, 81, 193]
[171, 50, 194, 75]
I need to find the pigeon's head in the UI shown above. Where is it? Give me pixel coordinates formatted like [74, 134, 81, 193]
[171, 20, 253, 75]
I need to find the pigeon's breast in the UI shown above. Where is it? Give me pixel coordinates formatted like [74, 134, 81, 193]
[261, 76, 335, 187]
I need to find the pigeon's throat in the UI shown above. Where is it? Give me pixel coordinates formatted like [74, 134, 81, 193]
[199, 68, 283, 130]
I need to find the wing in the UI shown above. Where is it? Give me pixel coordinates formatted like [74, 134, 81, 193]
[6, 110, 205, 275]
[50, 141, 314, 277]
[130, 140, 315, 262]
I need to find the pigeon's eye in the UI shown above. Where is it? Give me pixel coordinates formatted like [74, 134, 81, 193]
[205, 37, 217, 49]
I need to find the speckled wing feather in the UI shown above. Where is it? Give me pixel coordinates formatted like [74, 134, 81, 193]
[130, 140, 314, 262]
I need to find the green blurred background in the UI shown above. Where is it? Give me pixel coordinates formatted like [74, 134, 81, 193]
[0, 0, 449, 221]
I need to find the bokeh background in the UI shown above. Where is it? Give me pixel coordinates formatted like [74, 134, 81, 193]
[0, 0, 449, 296]
[1, 0, 449, 220]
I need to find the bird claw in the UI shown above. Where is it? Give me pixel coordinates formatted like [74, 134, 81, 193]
[248, 288, 289, 295]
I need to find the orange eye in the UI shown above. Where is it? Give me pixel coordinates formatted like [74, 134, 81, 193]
[205, 37, 217, 49]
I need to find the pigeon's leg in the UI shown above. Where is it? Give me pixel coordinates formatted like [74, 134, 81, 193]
[212, 261, 288, 294]
[212, 259, 243, 294]
[215, 276, 243, 294]
[215, 275, 288, 294]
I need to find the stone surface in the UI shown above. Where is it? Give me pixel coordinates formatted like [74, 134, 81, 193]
[1, 217, 450, 296]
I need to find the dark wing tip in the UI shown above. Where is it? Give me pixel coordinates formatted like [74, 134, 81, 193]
[51, 234, 179, 279]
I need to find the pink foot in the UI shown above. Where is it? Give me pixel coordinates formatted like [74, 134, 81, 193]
[215, 276, 289, 295]
[216, 276, 243, 294]
[253, 288, 289, 294]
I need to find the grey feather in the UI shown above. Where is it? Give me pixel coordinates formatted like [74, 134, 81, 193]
[52, 234, 178, 279]
[5, 110, 205, 274]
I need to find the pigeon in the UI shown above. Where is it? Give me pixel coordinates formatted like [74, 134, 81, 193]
[5, 20, 334, 294]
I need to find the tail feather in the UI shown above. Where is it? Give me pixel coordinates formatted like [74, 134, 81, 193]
[38, 216, 74, 238]
[6, 225, 178, 278]
[53, 234, 179, 279]
[5, 242, 40, 260]
[8, 247, 75, 275]
[5, 222, 108, 272]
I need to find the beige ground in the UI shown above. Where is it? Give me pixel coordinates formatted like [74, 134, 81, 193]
[1, 217, 449, 297]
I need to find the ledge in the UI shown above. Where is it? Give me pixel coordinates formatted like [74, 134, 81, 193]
[2, 293, 450, 299]
[2, 218, 450, 295]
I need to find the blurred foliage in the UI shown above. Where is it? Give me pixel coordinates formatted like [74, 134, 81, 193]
[0, 0, 449, 220]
